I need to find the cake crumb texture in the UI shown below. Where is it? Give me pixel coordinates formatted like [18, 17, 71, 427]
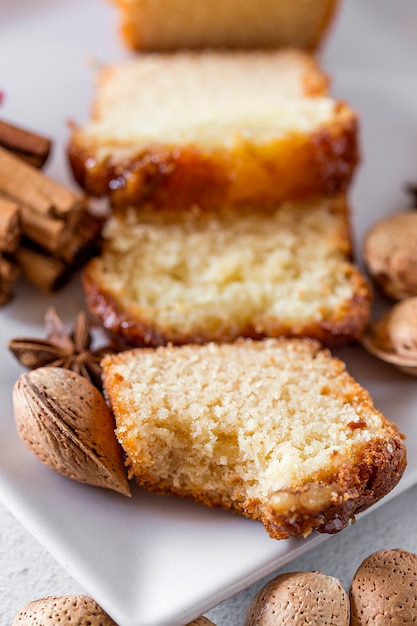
[83, 196, 371, 348]
[102, 338, 406, 539]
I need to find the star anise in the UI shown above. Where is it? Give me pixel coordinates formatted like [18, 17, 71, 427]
[8, 307, 117, 389]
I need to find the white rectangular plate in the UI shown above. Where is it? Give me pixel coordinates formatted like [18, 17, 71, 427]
[1, 1, 417, 624]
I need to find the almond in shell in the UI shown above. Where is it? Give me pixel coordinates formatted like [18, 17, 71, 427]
[13, 366, 131, 496]
[349, 549, 417, 625]
[244, 571, 350, 625]
[363, 211, 417, 300]
[12, 594, 117, 625]
[362, 297, 417, 376]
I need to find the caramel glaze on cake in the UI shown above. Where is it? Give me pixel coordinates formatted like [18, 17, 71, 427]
[67, 49, 359, 211]
[69, 111, 358, 212]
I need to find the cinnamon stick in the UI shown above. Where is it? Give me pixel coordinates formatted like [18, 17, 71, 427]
[0, 146, 84, 219]
[13, 246, 69, 293]
[0, 254, 19, 305]
[0, 197, 21, 252]
[0, 119, 51, 168]
[19, 205, 71, 254]
[58, 210, 103, 263]
[0, 140, 103, 302]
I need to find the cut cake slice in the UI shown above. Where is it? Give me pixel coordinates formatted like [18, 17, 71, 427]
[83, 195, 371, 348]
[101, 338, 407, 540]
[68, 49, 358, 210]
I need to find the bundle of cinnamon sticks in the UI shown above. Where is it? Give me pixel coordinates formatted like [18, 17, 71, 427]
[0, 120, 102, 305]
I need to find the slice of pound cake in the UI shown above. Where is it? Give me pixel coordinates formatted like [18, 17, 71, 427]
[68, 49, 358, 210]
[111, 0, 340, 52]
[83, 195, 371, 348]
[101, 338, 406, 540]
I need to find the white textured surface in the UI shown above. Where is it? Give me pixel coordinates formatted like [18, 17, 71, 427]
[3, 485, 417, 625]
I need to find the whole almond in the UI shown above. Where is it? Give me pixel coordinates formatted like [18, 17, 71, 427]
[244, 571, 350, 625]
[13, 367, 131, 496]
[350, 549, 417, 625]
[363, 211, 417, 300]
[12, 594, 117, 625]
[362, 298, 417, 376]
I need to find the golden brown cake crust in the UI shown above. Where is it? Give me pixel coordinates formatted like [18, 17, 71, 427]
[68, 108, 358, 211]
[263, 435, 407, 539]
[83, 259, 371, 349]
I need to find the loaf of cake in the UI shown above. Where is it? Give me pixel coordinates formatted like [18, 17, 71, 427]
[68, 49, 358, 211]
[83, 195, 371, 348]
[110, 0, 340, 52]
[101, 338, 407, 540]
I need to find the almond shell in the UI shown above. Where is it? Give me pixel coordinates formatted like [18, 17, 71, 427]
[13, 367, 131, 496]
[244, 570, 350, 625]
[350, 549, 417, 625]
[12, 594, 117, 625]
